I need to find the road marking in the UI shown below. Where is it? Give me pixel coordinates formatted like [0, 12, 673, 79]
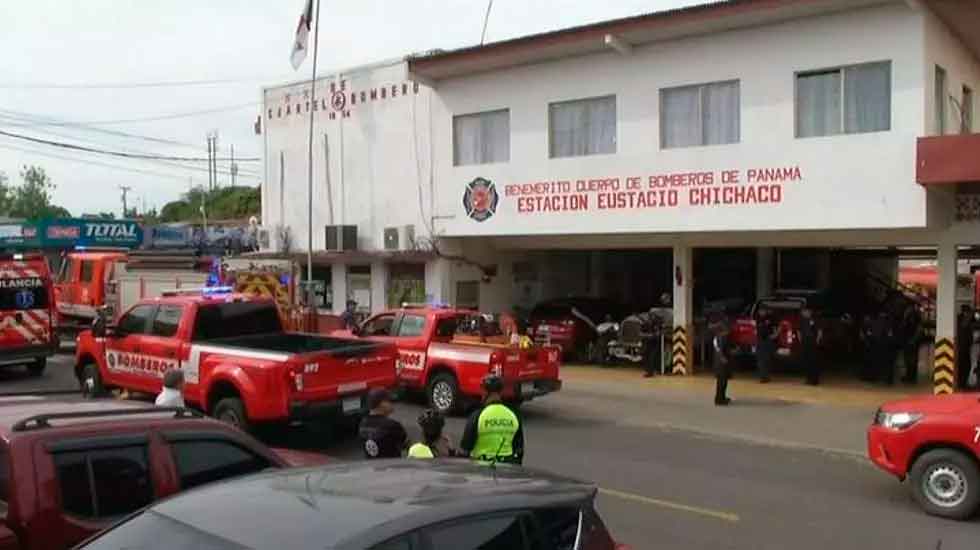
[598, 487, 740, 523]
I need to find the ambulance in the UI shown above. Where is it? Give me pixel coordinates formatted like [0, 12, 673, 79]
[0, 253, 58, 375]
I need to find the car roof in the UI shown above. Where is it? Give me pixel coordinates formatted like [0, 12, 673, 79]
[0, 394, 226, 441]
[143, 293, 273, 306]
[133, 460, 595, 550]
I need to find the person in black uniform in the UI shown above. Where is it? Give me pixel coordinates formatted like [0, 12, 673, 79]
[956, 305, 973, 389]
[900, 303, 922, 384]
[800, 308, 822, 386]
[712, 322, 732, 405]
[870, 311, 895, 385]
[358, 388, 407, 459]
[756, 307, 775, 384]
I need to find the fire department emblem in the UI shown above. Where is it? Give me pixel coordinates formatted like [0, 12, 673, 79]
[463, 177, 498, 222]
[331, 90, 347, 112]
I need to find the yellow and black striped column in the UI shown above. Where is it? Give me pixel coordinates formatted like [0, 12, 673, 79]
[671, 326, 689, 375]
[933, 338, 955, 395]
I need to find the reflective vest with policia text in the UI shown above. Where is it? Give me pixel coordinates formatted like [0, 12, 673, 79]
[471, 403, 520, 463]
[408, 442, 435, 459]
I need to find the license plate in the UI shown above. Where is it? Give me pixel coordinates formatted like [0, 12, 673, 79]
[522, 382, 536, 395]
[342, 396, 361, 413]
[777, 348, 791, 356]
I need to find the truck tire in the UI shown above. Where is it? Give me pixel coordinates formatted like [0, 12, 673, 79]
[909, 448, 980, 520]
[427, 373, 461, 415]
[214, 398, 253, 433]
[27, 358, 46, 377]
[79, 364, 104, 398]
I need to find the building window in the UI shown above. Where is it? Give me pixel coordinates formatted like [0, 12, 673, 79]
[962, 86, 974, 134]
[660, 80, 740, 148]
[796, 61, 891, 138]
[456, 281, 480, 310]
[549, 95, 616, 158]
[935, 65, 947, 135]
[453, 109, 510, 166]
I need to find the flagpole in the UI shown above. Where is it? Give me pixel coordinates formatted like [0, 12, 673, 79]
[306, 0, 321, 299]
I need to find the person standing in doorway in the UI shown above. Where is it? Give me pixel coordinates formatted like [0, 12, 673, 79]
[870, 311, 895, 385]
[800, 308, 823, 386]
[712, 322, 733, 406]
[756, 307, 775, 384]
[900, 302, 923, 384]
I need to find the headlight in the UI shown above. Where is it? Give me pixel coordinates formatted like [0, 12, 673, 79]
[875, 410, 923, 430]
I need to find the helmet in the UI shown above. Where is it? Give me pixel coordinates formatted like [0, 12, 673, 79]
[417, 409, 445, 439]
[481, 374, 504, 394]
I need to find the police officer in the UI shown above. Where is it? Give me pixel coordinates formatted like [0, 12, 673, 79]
[712, 322, 733, 406]
[358, 388, 408, 459]
[459, 375, 524, 464]
[800, 308, 822, 386]
[756, 307, 776, 384]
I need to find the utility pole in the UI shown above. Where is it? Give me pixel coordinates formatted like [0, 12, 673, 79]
[205, 135, 213, 191]
[206, 131, 219, 191]
[230, 144, 238, 187]
[119, 185, 132, 218]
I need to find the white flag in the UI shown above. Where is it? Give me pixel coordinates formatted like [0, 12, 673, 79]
[290, 0, 313, 70]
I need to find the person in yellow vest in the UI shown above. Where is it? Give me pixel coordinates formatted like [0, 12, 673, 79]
[408, 409, 459, 459]
[459, 375, 524, 465]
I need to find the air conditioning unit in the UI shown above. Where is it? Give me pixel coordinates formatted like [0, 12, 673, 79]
[325, 225, 358, 251]
[383, 227, 399, 250]
[401, 224, 416, 250]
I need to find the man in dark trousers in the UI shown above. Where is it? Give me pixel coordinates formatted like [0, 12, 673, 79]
[756, 307, 775, 384]
[956, 305, 973, 389]
[900, 303, 922, 384]
[870, 311, 895, 385]
[358, 388, 408, 459]
[712, 322, 733, 405]
[800, 308, 822, 386]
[460, 375, 524, 464]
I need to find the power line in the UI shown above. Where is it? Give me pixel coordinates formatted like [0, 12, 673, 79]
[0, 143, 204, 183]
[0, 101, 261, 127]
[0, 75, 294, 90]
[0, 129, 260, 162]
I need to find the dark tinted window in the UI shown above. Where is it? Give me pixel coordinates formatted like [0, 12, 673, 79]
[534, 507, 579, 550]
[362, 314, 395, 336]
[427, 515, 528, 550]
[171, 440, 270, 491]
[151, 305, 183, 337]
[531, 304, 570, 319]
[371, 537, 413, 550]
[0, 276, 49, 309]
[80, 260, 95, 283]
[396, 314, 426, 337]
[0, 441, 9, 503]
[192, 302, 282, 341]
[53, 445, 153, 519]
[117, 305, 155, 335]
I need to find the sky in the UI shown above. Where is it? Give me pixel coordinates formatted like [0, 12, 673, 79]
[0, 0, 702, 217]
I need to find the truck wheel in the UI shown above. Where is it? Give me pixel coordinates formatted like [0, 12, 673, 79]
[909, 449, 980, 520]
[27, 358, 46, 377]
[214, 398, 252, 433]
[80, 364, 104, 398]
[427, 374, 461, 415]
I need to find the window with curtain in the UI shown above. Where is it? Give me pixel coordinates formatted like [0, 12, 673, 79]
[453, 109, 510, 166]
[549, 95, 617, 158]
[796, 61, 891, 138]
[660, 80, 740, 148]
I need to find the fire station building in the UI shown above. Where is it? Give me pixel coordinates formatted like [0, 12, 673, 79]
[261, 0, 980, 391]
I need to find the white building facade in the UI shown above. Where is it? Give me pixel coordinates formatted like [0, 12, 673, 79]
[263, 0, 980, 390]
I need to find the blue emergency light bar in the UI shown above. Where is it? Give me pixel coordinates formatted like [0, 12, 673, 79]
[202, 286, 234, 295]
[160, 286, 234, 297]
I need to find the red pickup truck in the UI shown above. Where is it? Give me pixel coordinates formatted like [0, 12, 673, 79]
[868, 393, 980, 520]
[74, 289, 397, 433]
[347, 306, 561, 414]
[0, 393, 326, 550]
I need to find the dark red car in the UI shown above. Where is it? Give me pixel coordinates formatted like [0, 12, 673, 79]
[0, 393, 326, 550]
[530, 298, 628, 360]
[730, 297, 805, 363]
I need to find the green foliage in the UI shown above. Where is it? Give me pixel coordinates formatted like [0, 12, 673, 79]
[0, 165, 72, 220]
[159, 185, 260, 223]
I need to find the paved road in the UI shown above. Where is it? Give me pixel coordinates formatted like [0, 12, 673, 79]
[17, 354, 980, 550]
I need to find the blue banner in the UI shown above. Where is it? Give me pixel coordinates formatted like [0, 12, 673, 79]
[39, 218, 143, 249]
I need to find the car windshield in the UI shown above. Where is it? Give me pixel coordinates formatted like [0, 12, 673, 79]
[192, 301, 283, 341]
[82, 510, 248, 550]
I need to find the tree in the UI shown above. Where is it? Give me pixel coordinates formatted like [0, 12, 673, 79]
[0, 171, 10, 215]
[159, 185, 260, 223]
[4, 165, 72, 220]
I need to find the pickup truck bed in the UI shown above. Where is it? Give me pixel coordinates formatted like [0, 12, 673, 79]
[206, 332, 384, 356]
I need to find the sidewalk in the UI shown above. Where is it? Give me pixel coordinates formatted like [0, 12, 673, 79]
[543, 365, 934, 457]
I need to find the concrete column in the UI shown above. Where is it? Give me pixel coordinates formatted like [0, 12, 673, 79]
[756, 248, 775, 299]
[934, 236, 958, 394]
[331, 262, 347, 315]
[425, 258, 453, 306]
[370, 261, 387, 314]
[672, 244, 694, 375]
